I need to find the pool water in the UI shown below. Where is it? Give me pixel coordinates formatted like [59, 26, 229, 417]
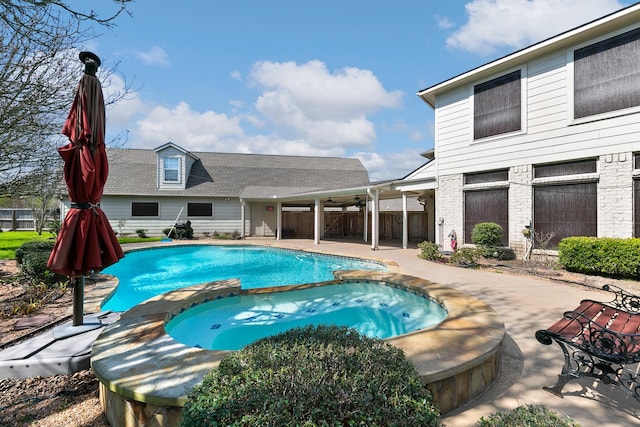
[101, 245, 387, 312]
[165, 282, 447, 350]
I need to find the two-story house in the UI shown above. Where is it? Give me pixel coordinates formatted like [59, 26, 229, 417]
[416, 3, 640, 257]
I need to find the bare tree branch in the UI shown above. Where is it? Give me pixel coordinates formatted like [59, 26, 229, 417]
[0, 0, 134, 196]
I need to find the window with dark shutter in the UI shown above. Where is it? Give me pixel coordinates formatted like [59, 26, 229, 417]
[574, 27, 640, 119]
[533, 183, 597, 247]
[533, 158, 596, 178]
[463, 188, 509, 245]
[131, 202, 158, 217]
[474, 70, 521, 139]
[188, 203, 212, 217]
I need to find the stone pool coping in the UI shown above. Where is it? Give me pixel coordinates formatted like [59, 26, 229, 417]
[91, 270, 505, 412]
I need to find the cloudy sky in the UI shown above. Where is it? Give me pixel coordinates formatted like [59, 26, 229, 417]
[69, 0, 632, 180]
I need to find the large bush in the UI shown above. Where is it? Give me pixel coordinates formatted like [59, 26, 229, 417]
[181, 325, 440, 427]
[471, 222, 505, 258]
[558, 237, 640, 279]
[471, 222, 503, 248]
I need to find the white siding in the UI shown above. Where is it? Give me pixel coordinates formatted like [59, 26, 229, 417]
[434, 45, 640, 178]
[97, 196, 247, 237]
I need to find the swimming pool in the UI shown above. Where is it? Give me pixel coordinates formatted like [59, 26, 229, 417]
[165, 281, 447, 350]
[101, 245, 387, 312]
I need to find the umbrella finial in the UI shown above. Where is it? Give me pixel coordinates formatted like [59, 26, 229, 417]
[79, 51, 101, 76]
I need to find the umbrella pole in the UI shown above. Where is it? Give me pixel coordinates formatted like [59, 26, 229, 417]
[72, 276, 85, 326]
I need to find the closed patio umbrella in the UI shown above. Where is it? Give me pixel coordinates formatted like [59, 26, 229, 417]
[47, 51, 124, 329]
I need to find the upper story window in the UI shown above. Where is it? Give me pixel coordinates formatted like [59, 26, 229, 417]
[473, 70, 521, 140]
[574, 26, 640, 119]
[163, 157, 180, 183]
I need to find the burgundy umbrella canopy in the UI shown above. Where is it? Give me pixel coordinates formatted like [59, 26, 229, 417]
[47, 52, 124, 326]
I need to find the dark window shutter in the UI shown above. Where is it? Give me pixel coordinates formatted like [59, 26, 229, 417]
[474, 70, 521, 139]
[464, 188, 509, 245]
[132, 202, 159, 217]
[188, 203, 213, 217]
[574, 27, 640, 118]
[533, 182, 597, 247]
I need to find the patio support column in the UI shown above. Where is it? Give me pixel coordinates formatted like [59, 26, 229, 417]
[368, 188, 379, 250]
[402, 192, 408, 249]
[314, 197, 320, 244]
[276, 201, 282, 240]
[240, 198, 246, 239]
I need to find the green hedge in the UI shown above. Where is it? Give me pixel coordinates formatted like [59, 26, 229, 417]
[16, 240, 66, 285]
[558, 237, 640, 279]
[181, 325, 440, 426]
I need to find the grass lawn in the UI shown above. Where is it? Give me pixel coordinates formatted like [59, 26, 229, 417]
[0, 231, 53, 260]
[0, 231, 161, 260]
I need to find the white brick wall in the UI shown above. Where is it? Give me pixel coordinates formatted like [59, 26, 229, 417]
[435, 153, 637, 258]
[599, 152, 633, 237]
[435, 174, 463, 250]
[509, 165, 533, 256]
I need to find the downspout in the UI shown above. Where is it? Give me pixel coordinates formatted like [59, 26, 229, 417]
[240, 198, 246, 239]
[367, 188, 379, 250]
[363, 194, 368, 242]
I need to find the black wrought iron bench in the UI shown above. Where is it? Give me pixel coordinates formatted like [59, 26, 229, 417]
[535, 284, 640, 401]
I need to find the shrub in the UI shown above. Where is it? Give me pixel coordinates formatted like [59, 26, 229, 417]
[449, 247, 480, 266]
[471, 222, 504, 257]
[15, 240, 55, 265]
[559, 237, 640, 279]
[181, 325, 440, 427]
[418, 241, 442, 261]
[135, 228, 148, 238]
[477, 403, 580, 426]
[16, 241, 66, 285]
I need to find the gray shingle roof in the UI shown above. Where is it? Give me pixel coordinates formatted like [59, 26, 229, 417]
[104, 148, 369, 199]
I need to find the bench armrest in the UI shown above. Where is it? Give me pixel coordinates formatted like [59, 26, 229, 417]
[602, 284, 640, 314]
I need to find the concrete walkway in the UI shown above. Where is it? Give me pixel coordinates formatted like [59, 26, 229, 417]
[262, 239, 639, 427]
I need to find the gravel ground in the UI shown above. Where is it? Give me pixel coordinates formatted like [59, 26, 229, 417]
[0, 260, 109, 427]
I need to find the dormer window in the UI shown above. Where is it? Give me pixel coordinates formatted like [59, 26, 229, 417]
[163, 157, 180, 183]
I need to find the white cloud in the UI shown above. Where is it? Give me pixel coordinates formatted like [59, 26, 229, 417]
[354, 150, 426, 182]
[119, 59, 413, 179]
[135, 102, 244, 151]
[136, 46, 170, 66]
[102, 74, 149, 128]
[249, 60, 402, 151]
[447, 0, 627, 55]
[435, 14, 455, 29]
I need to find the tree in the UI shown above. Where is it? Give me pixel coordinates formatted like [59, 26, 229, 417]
[0, 1, 133, 197]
